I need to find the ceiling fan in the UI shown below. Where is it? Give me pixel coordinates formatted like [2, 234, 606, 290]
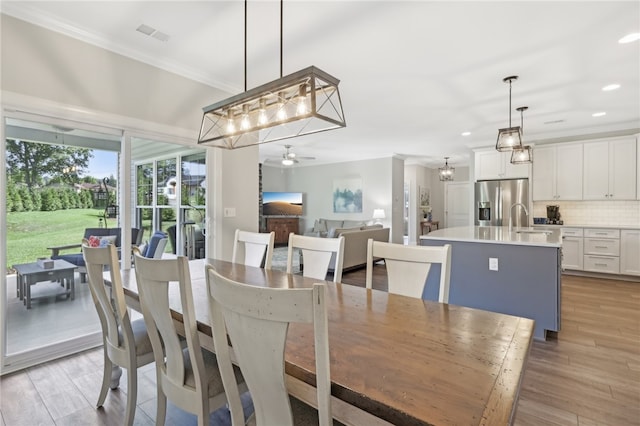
[279, 145, 316, 166]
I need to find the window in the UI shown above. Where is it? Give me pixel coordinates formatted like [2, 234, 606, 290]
[134, 151, 206, 259]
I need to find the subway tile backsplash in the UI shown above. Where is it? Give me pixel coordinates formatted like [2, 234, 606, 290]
[533, 201, 640, 227]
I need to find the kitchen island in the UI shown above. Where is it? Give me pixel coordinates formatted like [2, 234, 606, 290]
[420, 226, 562, 340]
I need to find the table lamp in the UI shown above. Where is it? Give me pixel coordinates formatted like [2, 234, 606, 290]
[372, 209, 386, 224]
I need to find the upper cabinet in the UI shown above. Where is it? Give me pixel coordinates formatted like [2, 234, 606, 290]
[474, 150, 529, 181]
[583, 138, 637, 200]
[532, 144, 583, 201]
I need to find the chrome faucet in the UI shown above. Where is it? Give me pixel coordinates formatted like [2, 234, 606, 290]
[509, 203, 529, 232]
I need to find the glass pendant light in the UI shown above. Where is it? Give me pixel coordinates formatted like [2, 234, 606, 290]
[510, 106, 533, 164]
[439, 157, 455, 181]
[496, 76, 523, 152]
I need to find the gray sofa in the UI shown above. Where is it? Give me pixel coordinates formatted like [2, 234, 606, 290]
[305, 218, 368, 238]
[328, 225, 390, 272]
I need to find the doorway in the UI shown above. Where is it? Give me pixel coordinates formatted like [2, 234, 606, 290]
[445, 182, 471, 228]
[3, 116, 121, 373]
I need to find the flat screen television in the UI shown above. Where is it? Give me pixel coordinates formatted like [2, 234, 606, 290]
[262, 192, 303, 216]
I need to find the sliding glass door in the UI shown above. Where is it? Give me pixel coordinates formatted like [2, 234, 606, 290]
[2, 115, 121, 371]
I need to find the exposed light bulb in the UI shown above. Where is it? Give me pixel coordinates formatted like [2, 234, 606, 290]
[257, 98, 268, 125]
[226, 110, 236, 134]
[240, 104, 250, 130]
[276, 91, 287, 121]
[296, 84, 308, 116]
[282, 158, 294, 166]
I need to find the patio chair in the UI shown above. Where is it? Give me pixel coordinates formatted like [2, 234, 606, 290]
[50, 227, 141, 282]
[137, 231, 168, 259]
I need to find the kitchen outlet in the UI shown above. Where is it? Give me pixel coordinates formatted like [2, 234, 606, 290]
[489, 257, 499, 271]
[224, 207, 236, 217]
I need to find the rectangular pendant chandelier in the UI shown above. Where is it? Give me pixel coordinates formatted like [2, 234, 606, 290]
[510, 145, 533, 164]
[198, 66, 346, 149]
[495, 126, 523, 151]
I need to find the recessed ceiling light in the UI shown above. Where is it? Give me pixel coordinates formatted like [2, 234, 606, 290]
[592, 112, 607, 117]
[619, 33, 640, 43]
[461, 132, 471, 136]
[602, 84, 621, 91]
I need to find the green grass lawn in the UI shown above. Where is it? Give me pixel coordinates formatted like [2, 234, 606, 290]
[6, 209, 113, 272]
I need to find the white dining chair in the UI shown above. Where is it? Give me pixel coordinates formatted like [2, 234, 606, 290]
[287, 234, 345, 283]
[82, 243, 155, 426]
[366, 240, 452, 302]
[133, 254, 243, 426]
[206, 264, 332, 426]
[231, 229, 275, 269]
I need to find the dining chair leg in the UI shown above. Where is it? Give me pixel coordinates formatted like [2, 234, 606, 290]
[124, 368, 137, 426]
[156, 390, 167, 426]
[197, 402, 209, 426]
[97, 350, 112, 407]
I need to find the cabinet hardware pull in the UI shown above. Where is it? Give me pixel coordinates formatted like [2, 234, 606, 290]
[595, 246, 608, 249]
[595, 263, 608, 267]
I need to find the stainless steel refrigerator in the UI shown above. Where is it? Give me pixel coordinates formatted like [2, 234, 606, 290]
[474, 178, 529, 227]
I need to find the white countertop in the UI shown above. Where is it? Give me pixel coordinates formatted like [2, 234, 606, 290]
[420, 226, 562, 247]
[533, 224, 640, 230]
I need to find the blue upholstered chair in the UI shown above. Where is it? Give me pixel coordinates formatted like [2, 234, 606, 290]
[140, 231, 169, 259]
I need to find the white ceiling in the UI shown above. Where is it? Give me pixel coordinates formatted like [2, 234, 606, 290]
[2, 1, 639, 169]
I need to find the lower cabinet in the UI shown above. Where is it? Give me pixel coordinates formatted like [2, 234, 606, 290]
[558, 227, 640, 277]
[583, 228, 620, 274]
[561, 227, 584, 270]
[621, 230, 640, 276]
[266, 217, 299, 244]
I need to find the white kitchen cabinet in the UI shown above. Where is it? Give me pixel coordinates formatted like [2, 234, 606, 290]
[620, 230, 640, 276]
[583, 228, 620, 274]
[583, 138, 637, 200]
[532, 143, 583, 201]
[561, 228, 583, 270]
[475, 150, 529, 181]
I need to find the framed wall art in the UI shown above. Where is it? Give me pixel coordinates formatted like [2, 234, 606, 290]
[333, 177, 363, 213]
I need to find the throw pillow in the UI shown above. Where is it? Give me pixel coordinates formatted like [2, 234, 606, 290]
[99, 235, 117, 247]
[87, 235, 101, 247]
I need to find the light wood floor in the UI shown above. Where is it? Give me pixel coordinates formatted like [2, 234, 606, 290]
[1, 268, 638, 426]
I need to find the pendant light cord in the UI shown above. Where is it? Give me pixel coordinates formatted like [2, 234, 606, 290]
[508, 80, 512, 127]
[244, 0, 247, 91]
[280, 0, 283, 78]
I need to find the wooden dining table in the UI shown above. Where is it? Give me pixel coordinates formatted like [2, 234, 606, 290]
[113, 258, 534, 426]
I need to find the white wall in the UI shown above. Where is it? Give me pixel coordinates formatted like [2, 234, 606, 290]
[262, 156, 405, 242]
[1, 14, 258, 260]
